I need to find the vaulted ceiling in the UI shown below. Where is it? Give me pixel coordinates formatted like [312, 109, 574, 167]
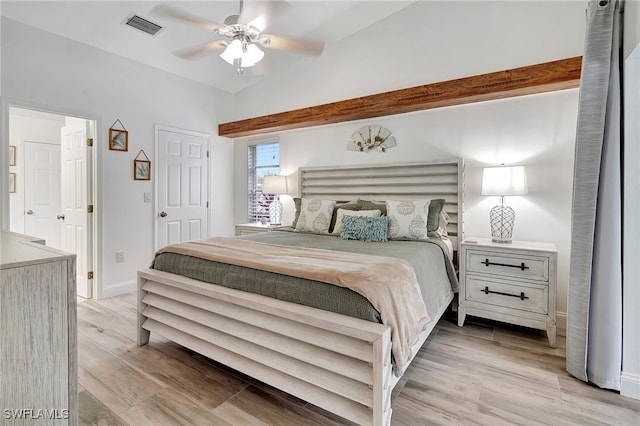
[0, 1, 416, 93]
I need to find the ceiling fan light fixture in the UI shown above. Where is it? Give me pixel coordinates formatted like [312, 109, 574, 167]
[220, 39, 243, 64]
[220, 39, 264, 69]
[243, 43, 264, 66]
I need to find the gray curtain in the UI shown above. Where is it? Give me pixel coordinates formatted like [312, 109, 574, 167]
[567, 0, 622, 390]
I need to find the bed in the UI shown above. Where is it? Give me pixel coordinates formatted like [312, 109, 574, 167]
[137, 160, 464, 425]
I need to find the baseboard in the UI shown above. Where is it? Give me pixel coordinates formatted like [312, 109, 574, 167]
[621, 372, 640, 400]
[99, 279, 136, 299]
[556, 311, 567, 336]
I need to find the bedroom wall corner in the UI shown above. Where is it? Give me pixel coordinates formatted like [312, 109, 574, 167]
[1, 18, 236, 299]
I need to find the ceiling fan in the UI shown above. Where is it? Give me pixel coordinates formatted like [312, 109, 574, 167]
[153, 0, 325, 74]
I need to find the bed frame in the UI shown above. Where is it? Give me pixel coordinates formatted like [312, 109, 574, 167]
[138, 159, 464, 425]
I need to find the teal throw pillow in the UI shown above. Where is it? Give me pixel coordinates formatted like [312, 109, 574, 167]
[340, 215, 389, 242]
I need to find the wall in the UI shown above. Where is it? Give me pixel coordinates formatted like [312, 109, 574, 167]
[233, 0, 586, 119]
[1, 18, 235, 298]
[235, 89, 580, 327]
[621, 0, 640, 399]
[232, 1, 586, 329]
[624, 0, 640, 59]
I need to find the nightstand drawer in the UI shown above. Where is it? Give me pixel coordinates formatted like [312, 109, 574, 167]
[465, 250, 549, 282]
[466, 275, 548, 314]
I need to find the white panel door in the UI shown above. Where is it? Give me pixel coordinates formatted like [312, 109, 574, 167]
[61, 124, 92, 298]
[24, 142, 61, 249]
[157, 128, 209, 248]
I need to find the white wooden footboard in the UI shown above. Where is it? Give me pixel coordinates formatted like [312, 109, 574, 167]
[137, 268, 395, 426]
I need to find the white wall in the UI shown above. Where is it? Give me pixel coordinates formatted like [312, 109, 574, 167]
[624, 0, 640, 59]
[621, 0, 640, 399]
[235, 89, 579, 323]
[233, 0, 586, 119]
[1, 18, 235, 298]
[232, 1, 586, 328]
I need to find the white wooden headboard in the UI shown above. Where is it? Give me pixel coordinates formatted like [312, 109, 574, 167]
[298, 159, 465, 249]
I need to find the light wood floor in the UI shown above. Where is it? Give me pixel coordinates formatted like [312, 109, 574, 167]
[78, 292, 640, 425]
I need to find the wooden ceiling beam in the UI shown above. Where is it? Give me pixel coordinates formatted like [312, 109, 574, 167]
[219, 56, 582, 138]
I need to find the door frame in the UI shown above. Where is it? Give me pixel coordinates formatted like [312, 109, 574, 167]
[2, 98, 101, 299]
[154, 124, 211, 251]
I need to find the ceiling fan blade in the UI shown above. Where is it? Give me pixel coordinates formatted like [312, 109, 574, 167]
[175, 41, 226, 60]
[260, 34, 325, 56]
[151, 4, 223, 33]
[239, 0, 292, 32]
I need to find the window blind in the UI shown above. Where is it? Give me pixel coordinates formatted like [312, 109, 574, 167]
[248, 142, 280, 222]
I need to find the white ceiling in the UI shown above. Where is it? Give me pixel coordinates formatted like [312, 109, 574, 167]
[1, 1, 416, 94]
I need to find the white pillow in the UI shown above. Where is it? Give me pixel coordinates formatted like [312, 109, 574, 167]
[386, 199, 431, 240]
[294, 199, 336, 234]
[331, 209, 382, 235]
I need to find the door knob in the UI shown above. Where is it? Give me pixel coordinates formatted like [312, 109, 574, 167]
[57, 214, 65, 220]
[159, 211, 167, 218]
[26, 210, 34, 215]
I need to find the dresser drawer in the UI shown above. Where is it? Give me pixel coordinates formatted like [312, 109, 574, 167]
[465, 250, 549, 282]
[466, 275, 548, 314]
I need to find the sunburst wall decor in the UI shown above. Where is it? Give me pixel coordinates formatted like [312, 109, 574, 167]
[346, 125, 397, 152]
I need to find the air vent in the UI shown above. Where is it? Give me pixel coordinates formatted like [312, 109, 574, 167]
[124, 14, 163, 36]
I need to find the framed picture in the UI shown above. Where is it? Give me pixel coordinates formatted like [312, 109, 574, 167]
[134, 159, 151, 180]
[9, 173, 16, 193]
[9, 145, 16, 166]
[109, 128, 128, 151]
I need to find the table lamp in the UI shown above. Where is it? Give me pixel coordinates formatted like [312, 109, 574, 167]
[262, 175, 288, 225]
[481, 165, 528, 243]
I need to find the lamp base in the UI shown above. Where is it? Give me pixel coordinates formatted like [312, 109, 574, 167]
[489, 203, 515, 243]
[269, 197, 282, 225]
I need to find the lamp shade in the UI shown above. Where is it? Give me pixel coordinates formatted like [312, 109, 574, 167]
[241, 43, 264, 67]
[220, 40, 264, 67]
[220, 39, 243, 65]
[481, 166, 528, 196]
[262, 175, 288, 194]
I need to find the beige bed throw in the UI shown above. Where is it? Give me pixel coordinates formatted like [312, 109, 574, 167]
[156, 237, 431, 370]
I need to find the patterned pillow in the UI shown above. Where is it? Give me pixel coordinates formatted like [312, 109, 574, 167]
[340, 216, 389, 242]
[294, 199, 336, 234]
[386, 199, 431, 240]
[331, 209, 382, 235]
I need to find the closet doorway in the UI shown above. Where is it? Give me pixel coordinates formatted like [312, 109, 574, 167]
[8, 106, 97, 299]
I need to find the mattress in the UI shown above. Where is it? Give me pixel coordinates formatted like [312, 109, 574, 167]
[152, 229, 458, 326]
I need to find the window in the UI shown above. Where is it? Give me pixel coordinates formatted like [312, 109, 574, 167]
[248, 142, 280, 222]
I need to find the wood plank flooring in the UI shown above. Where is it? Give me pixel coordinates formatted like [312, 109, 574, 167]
[78, 292, 640, 425]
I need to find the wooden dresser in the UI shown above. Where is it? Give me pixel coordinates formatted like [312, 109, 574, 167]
[0, 232, 77, 425]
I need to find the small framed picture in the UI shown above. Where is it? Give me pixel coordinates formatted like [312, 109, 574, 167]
[9, 173, 16, 193]
[134, 159, 151, 180]
[9, 145, 16, 166]
[109, 128, 128, 151]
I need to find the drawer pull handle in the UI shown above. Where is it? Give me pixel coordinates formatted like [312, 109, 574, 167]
[482, 258, 529, 271]
[481, 286, 529, 300]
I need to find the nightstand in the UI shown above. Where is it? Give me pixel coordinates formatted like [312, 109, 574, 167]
[458, 237, 557, 347]
[235, 222, 280, 236]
